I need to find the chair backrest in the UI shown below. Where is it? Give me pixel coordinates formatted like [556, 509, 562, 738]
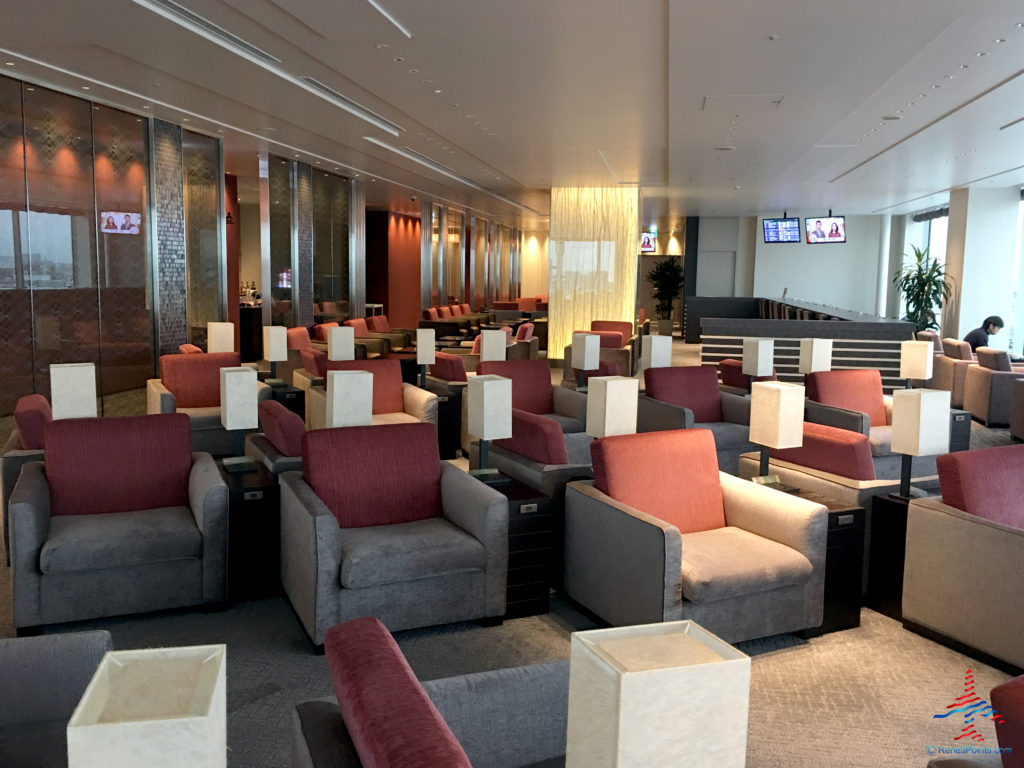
[343, 318, 372, 338]
[495, 409, 569, 465]
[478, 327, 514, 352]
[942, 338, 974, 361]
[423, 307, 440, 321]
[459, 303, 472, 315]
[313, 322, 339, 342]
[160, 352, 241, 408]
[717, 359, 776, 391]
[287, 327, 313, 351]
[323, 359, 404, 414]
[574, 329, 624, 349]
[581, 360, 618, 384]
[916, 330, 942, 353]
[301, 348, 327, 379]
[437, 306, 452, 318]
[449, 304, 463, 316]
[936, 444, 1024, 529]
[493, 301, 518, 310]
[645, 365, 723, 422]
[178, 343, 203, 354]
[805, 369, 887, 427]
[45, 414, 192, 516]
[638, 308, 646, 324]
[590, 320, 632, 341]
[515, 322, 535, 341]
[258, 400, 305, 457]
[770, 423, 875, 480]
[430, 352, 468, 382]
[366, 315, 390, 332]
[303, 423, 442, 528]
[516, 297, 538, 312]
[976, 346, 1012, 372]
[322, 301, 338, 313]
[590, 428, 725, 534]
[14, 394, 51, 450]
[476, 359, 554, 414]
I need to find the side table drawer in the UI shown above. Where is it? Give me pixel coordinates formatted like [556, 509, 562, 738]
[509, 513, 552, 536]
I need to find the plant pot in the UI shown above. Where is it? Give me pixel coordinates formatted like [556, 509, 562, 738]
[657, 318, 674, 336]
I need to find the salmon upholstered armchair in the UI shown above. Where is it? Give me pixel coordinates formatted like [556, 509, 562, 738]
[312, 322, 388, 358]
[716, 358, 777, 395]
[931, 338, 975, 408]
[419, 307, 474, 338]
[344, 317, 411, 352]
[561, 321, 637, 380]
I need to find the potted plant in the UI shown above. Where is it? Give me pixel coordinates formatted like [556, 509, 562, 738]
[646, 257, 685, 335]
[892, 245, 952, 332]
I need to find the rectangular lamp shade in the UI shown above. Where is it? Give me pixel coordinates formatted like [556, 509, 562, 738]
[571, 333, 600, 371]
[640, 335, 672, 371]
[50, 363, 98, 420]
[327, 325, 355, 361]
[263, 326, 288, 362]
[749, 381, 804, 450]
[416, 328, 436, 365]
[219, 367, 258, 430]
[565, 621, 750, 768]
[467, 374, 512, 441]
[798, 338, 832, 374]
[891, 388, 950, 456]
[326, 370, 373, 427]
[900, 339, 934, 380]
[587, 376, 639, 437]
[742, 338, 774, 377]
[207, 322, 235, 354]
[68, 644, 226, 768]
[480, 329, 508, 362]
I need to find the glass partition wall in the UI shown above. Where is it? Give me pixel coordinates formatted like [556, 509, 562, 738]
[268, 156, 294, 327]
[182, 131, 223, 347]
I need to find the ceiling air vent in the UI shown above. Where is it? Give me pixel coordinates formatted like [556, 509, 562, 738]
[133, 0, 281, 65]
[299, 77, 404, 135]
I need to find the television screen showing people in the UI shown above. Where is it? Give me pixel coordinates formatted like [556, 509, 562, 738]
[804, 216, 846, 244]
[762, 218, 801, 243]
[100, 212, 141, 235]
[639, 232, 657, 253]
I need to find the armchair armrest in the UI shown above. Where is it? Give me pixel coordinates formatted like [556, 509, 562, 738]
[146, 378, 176, 414]
[403, 382, 438, 424]
[883, 394, 893, 425]
[256, 381, 272, 402]
[804, 400, 869, 436]
[369, 330, 409, 350]
[552, 386, 587, 423]
[721, 391, 751, 425]
[9, 461, 50, 628]
[564, 480, 682, 625]
[188, 452, 229, 603]
[440, 462, 508, 617]
[355, 337, 390, 357]
[637, 394, 693, 432]
[719, 472, 827, 559]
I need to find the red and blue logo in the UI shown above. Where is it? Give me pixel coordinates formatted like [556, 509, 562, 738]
[932, 669, 1005, 742]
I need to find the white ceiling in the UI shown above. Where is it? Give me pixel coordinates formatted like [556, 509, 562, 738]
[3, 0, 1024, 232]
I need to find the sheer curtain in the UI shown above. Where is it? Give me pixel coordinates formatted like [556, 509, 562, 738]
[548, 186, 639, 359]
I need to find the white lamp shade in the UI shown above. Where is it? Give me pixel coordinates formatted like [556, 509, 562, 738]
[219, 367, 258, 430]
[742, 338, 774, 377]
[263, 326, 287, 362]
[207, 322, 235, 353]
[749, 381, 804, 450]
[640, 335, 672, 371]
[327, 325, 355, 361]
[572, 333, 600, 371]
[467, 374, 512, 440]
[565, 621, 750, 768]
[891, 388, 950, 456]
[50, 363, 98, 420]
[68, 645, 226, 768]
[587, 376, 639, 437]
[480, 329, 507, 362]
[326, 370, 373, 427]
[798, 338, 832, 374]
[416, 328, 436, 365]
[900, 339, 934, 380]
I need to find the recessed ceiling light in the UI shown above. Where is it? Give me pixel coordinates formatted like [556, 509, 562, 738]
[4, 62, 14, 66]
[217, 129, 223, 133]
[895, 109, 903, 114]
[931, 84, 940, 89]
[136, 118, 142, 122]
[433, 89, 442, 94]
[82, 85, 90, 90]
[408, 68, 419, 74]
[977, 51, 988, 56]
[944, 75, 955, 80]
[421, 79, 432, 85]
[1017, 22, 1024, 28]
[392, 57, 405, 62]
[334, 167, 340, 170]
[294, 154, 300, 158]
[473, 121, 482, 126]
[25, 86, 33, 91]
[376, 42, 389, 49]
[960, 64, 969, 69]
[994, 38, 1006, 43]
[465, 114, 475, 119]
[182, 117, 189, 121]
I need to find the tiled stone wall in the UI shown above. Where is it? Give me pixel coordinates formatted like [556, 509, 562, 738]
[152, 119, 187, 355]
[295, 162, 313, 328]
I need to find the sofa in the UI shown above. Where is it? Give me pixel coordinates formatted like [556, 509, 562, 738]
[305, 358, 438, 430]
[963, 346, 1024, 427]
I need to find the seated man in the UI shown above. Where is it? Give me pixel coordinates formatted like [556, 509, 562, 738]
[963, 315, 1003, 352]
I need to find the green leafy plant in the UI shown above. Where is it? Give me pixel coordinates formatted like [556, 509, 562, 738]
[646, 257, 685, 320]
[892, 245, 952, 332]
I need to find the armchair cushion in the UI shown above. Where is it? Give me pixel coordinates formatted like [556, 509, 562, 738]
[343, 318, 371, 338]
[645, 365, 723, 422]
[14, 394, 51, 450]
[324, 359, 404, 414]
[699, 420, 753, 450]
[366, 315, 389, 332]
[935, 444, 1024, 528]
[477, 359, 554, 414]
[805, 369, 887, 427]
[515, 322, 535, 341]
[302, 423, 442, 528]
[178, 343, 203, 354]
[591, 428, 725, 534]
[313, 322, 339, 342]
[424, 307, 440, 321]
[590, 320, 633, 340]
[448, 304, 463, 316]
[160, 351, 241, 408]
[430, 352, 468, 382]
[976, 346, 1013, 372]
[942, 338, 975, 361]
[287, 327, 313, 351]
[867, 425, 892, 457]
[679, 526, 813, 603]
[770, 422, 875, 481]
[45, 414, 192, 516]
[259, 400, 305, 457]
[438, 306, 452, 318]
[338, 517, 486, 589]
[495, 409, 569, 465]
[301, 348, 327, 379]
[459, 303, 472, 315]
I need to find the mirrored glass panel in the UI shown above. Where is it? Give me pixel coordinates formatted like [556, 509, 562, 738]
[182, 130, 221, 346]
[268, 156, 294, 326]
[312, 170, 349, 322]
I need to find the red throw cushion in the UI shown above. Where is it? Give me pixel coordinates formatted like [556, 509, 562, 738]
[805, 370, 887, 427]
[476, 359, 554, 414]
[459, 304, 471, 315]
[937, 444, 1024, 528]
[717, 359, 777, 391]
[495, 409, 569, 465]
[992, 675, 1024, 763]
[45, 414, 192, 516]
[258, 400, 305, 457]
[302, 348, 327, 379]
[287, 327, 313, 351]
[323, 359, 404, 414]
[14, 394, 52, 450]
[366, 316, 389, 332]
[423, 308, 440, 321]
[771, 423, 875, 481]
[449, 305, 463, 316]
[645, 365, 724, 423]
[344, 318, 371, 338]
[325, 618, 472, 768]
[160, 352, 241, 408]
[590, 320, 632, 340]
[515, 323, 535, 341]
[314, 322, 340, 342]
[178, 344, 203, 354]
[303, 423, 442, 527]
[591, 429, 725, 534]
[430, 353, 467, 382]
[575, 330, 625, 349]
[437, 306, 452, 318]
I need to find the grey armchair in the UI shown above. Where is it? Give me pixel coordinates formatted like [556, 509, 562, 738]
[2, 394, 51, 565]
[963, 346, 1024, 426]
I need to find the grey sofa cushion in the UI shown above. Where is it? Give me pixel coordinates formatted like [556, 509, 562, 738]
[541, 413, 585, 434]
[339, 517, 486, 589]
[868, 425, 893, 457]
[178, 406, 223, 431]
[40, 506, 202, 574]
[679, 526, 812, 603]
[695, 420, 751, 450]
[0, 721, 68, 768]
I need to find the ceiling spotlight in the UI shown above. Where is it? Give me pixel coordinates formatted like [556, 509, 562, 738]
[25, 87, 33, 91]
[182, 117, 189, 121]
[433, 89, 442, 94]
[294, 154, 300, 158]
[1017, 22, 1024, 28]
[421, 79, 432, 85]
[994, 38, 1006, 43]
[408, 68, 419, 74]
[143, 105, 150, 109]
[82, 85, 90, 90]
[465, 114, 475, 119]
[392, 57, 405, 62]
[4, 61, 13, 66]
[376, 42, 390, 49]
[960, 64, 970, 69]
[977, 51, 988, 56]
[930, 84, 940, 89]
[944, 75, 954, 80]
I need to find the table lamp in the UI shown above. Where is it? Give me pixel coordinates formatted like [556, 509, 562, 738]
[207, 322, 235, 353]
[748, 381, 804, 479]
[572, 332, 600, 392]
[640, 335, 672, 371]
[480, 328, 508, 363]
[327, 325, 355, 361]
[467, 374, 512, 481]
[891, 388, 950, 498]
[50, 363, 98, 420]
[742, 338, 773, 390]
[416, 328, 436, 387]
[325, 370, 373, 428]
[798, 338, 832, 374]
[220, 366, 258, 468]
[262, 325, 287, 384]
[899, 339, 934, 388]
[587, 376, 639, 437]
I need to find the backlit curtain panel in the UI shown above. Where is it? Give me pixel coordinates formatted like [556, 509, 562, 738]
[548, 186, 639, 359]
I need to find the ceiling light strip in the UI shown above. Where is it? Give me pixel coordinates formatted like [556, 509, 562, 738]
[871, 163, 1024, 213]
[365, 0, 412, 38]
[999, 115, 1024, 131]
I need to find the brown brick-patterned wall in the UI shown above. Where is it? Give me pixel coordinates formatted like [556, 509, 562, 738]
[152, 119, 187, 355]
[294, 162, 313, 328]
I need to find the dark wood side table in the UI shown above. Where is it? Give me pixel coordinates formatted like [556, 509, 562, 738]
[421, 380, 461, 460]
[489, 476, 553, 619]
[217, 460, 281, 601]
[865, 492, 911, 620]
[269, 384, 304, 420]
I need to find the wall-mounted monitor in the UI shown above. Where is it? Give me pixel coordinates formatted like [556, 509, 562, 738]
[762, 218, 801, 243]
[100, 212, 141, 235]
[639, 232, 657, 253]
[804, 216, 846, 244]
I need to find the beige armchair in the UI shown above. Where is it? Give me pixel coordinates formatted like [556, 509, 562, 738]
[963, 347, 1024, 426]
[305, 358, 437, 430]
[932, 338, 974, 408]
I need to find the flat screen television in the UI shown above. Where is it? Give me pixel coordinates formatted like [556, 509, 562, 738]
[100, 212, 141, 235]
[762, 218, 801, 243]
[639, 231, 657, 253]
[804, 216, 846, 244]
